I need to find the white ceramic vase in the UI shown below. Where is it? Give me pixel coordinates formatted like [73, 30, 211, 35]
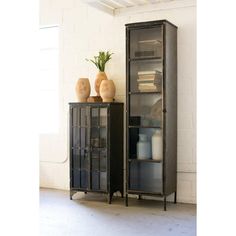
[137, 134, 151, 160]
[75, 78, 91, 102]
[151, 129, 162, 161]
[99, 80, 116, 102]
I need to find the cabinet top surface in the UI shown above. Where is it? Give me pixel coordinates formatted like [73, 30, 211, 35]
[125, 19, 177, 29]
[69, 102, 123, 106]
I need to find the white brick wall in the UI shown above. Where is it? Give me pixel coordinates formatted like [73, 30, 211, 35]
[40, 0, 196, 204]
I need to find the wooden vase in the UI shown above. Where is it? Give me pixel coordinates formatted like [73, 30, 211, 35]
[75, 78, 91, 102]
[95, 71, 107, 96]
[100, 80, 116, 102]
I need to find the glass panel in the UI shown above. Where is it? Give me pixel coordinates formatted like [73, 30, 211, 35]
[129, 162, 162, 193]
[129, 94, 162, 127]
[72, 127, 80, 149]
[91, 107, 99, 127]
[81, 127, 88, 149]
[100, 172, 107, 191]
[91, 148, 107, 191]
[91, 107, 107, 127]
[129, 127, 162, 160]
[72, 107, 80, 127]
[80, 149, 89, 170]
[81, 170, 88, 189]
[91, 148, 107, 171]
[130, 27, 163, 59]
[72, 149, 80, 169]
[91, 127, 106, 148]
[91, 171, 107, 191]
[91, 157, 107, 172]
[100, 108, 107, 127]
[80, 107, 88, 127]
[130, 59, 162, 93]
[72, 169, 89, 189]
[92, 171, 99, 190]
[72, 169, 80, 188]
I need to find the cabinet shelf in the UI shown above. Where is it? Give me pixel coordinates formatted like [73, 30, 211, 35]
[128, 91, 161, 95]
[71, 147, 107, 150]
[129, 57, 162, 62]
[127, 189, 163, 195]
[72, 125, 107, 128]
[128, 125, 161, 129]
[128, 159, 162, 163]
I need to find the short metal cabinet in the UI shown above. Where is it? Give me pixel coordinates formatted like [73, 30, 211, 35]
[69, 102, 124, 204]
[125, 20, 177, 210]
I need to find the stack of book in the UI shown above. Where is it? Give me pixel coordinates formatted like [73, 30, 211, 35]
[137, 70, 161, 92]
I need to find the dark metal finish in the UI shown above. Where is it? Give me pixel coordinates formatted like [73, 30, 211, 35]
[174, 191, 177, 204]
[163, 22, 178, 196]
[125, 19, 177, 29]
[125, 193, 128, 207]
[125, 20, 177, 210]
[69, 102, 124, 203]
[164, 196, 167, 211]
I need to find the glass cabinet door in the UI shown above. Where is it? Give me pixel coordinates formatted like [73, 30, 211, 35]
[127, 25, 164, 194]
[71, 106, 90, 189]
[90, 107, 108, 191]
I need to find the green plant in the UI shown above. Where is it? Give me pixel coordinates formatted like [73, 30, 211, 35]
[86, 51, 113, 72]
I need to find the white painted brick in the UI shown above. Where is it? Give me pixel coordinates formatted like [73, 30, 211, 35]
[178, 129, 195, 146]
[177, 172, 196, 203]
[178, 112, 193, 130]
[178, 143, 193, 164]
[51, 0, 75, 10]
[178, 92, 195, 113]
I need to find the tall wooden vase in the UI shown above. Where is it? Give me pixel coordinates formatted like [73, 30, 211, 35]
[95, 71, 107, 96]
[100, 80, 116, 102]
[75, 78, 91, 102]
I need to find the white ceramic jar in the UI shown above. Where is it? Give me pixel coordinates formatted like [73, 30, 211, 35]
[137, 134, 151, 160]
[152, 129, 162, 161]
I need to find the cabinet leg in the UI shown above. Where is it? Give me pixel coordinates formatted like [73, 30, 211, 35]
[120, 190, 124, 198]
[108, 193, 113, 204]
[125, 194, 128, 207]
[164, 196, 167, 211]
[174, 191, 177, 204]
[70, 191, 73, 200]
[138, 195, 141, 200]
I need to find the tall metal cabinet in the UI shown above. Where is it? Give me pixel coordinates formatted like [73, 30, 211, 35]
[125, 20, 177, 210]
[69, 102, 123, 204]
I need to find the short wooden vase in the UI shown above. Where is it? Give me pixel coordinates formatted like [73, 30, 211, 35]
[100, 80, 116, 102]
[95, 71, 108, 96]
[75, 78, 91, 102]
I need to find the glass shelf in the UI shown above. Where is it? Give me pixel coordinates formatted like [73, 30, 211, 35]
[129, 161, 162, 193]
[129, 57, 162, 62]
[128, 159, 162, 163]
[128, 91, 161, 95]
[128, 125, 161, 129]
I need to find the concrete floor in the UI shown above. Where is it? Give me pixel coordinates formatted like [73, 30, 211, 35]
[40, 188, 196, 236]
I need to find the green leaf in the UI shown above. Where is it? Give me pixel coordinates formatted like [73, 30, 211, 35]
[86, 51, 114, 72]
